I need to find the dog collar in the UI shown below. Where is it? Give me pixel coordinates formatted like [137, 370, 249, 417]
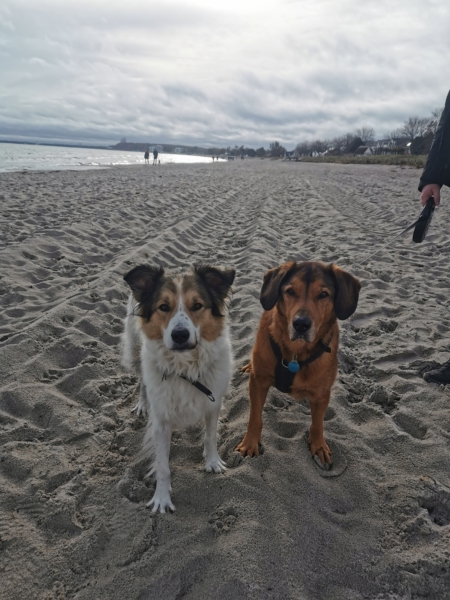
[280, 339, 332, 373]
[161, 371, 215, 402]
[269, 337, 331, 394]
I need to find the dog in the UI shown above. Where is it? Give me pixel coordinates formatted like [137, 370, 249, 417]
[121, 263, 235, 513]
[236, 261, 360, 465]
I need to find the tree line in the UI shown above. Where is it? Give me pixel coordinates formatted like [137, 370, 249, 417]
[290, 106, 444, 156]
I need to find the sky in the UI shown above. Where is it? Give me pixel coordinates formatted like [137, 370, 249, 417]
[0, 0, 449, 149]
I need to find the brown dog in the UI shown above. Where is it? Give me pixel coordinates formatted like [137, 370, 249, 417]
[236, 261, 360, 464]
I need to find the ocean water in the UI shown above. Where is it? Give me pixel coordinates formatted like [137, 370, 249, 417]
[0, 142, 220, 173]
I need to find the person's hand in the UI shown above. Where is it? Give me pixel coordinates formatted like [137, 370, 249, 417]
[421, 183, 441, 206]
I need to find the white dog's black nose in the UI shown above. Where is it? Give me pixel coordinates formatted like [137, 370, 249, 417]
[293, 316, 311, 334]
[171, 328, 190, 345]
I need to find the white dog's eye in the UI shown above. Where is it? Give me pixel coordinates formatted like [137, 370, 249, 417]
[159, 303, 170, 312]
[192, 302, 203, 312]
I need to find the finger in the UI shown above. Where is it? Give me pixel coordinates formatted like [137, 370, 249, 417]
[434, 187, 441, 206]
[421, 189, 432, 206]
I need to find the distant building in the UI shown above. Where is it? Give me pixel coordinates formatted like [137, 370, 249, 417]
[345, 137, 364, 154]
[354, 146, 372, 155]
[285, 150, 300, 161]
[174, 147, 184, 153]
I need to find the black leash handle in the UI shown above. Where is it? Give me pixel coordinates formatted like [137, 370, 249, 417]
[413, 196, 435, 243]
[357, 196, 437, 265]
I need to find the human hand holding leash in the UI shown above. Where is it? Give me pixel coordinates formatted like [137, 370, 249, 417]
[421, 183, 441, 206]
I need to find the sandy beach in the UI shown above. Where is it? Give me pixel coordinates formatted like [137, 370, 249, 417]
[1, 159, 450, 599]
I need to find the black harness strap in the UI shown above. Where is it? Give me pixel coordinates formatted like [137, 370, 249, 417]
[269, 336, 331, 394]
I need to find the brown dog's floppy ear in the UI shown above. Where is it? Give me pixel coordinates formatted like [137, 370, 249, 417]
[123, 264, 165, 310]
[194, 264, 235, 316]
[331, 265, 361, 320]
[260, 261, 296, 311]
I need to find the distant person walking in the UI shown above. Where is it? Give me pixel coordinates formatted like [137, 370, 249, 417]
[418, 90, 450, 383]
[144, 149, 149, 165]
[153, 148, 158, 165]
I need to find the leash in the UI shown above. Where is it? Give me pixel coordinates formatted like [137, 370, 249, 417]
[356, 197, 436, 266]
[162, 371, 215, 402]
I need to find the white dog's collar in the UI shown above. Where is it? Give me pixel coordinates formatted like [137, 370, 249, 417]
[161, 371, 215, 402]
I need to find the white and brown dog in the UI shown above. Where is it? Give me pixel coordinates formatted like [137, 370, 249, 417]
[121, 264, 235, 513]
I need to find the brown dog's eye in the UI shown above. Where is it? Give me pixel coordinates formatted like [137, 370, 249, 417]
[318, 291, 329, 299]
[159, 303, 170, 312]
[285, 288, 295, 297]
[192, 302, 203, 311]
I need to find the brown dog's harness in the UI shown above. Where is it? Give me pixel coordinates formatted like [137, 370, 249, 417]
[269, 336, 331, 394]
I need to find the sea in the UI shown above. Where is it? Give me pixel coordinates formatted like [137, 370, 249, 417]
[0, 142, 220, 173]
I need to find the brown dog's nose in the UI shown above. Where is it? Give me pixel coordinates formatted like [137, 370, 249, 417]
[293, 316, 311, 334]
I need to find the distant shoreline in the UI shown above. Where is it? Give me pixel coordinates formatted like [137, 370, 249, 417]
[0, 140, 215, 157]
[0, 139, 112, 151]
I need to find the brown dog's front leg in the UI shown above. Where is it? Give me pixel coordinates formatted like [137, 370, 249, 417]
[308, 395, 332, 464]
[235, 375, 270, 457]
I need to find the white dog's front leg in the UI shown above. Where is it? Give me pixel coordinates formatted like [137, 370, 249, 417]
[204, 405, 226, 474]
[147, 420, 174, 513]
[131, 381, 148, 416]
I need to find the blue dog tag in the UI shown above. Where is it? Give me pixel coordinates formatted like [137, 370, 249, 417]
[288, 360, 300, 373]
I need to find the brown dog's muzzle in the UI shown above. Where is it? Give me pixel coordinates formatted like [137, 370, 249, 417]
[292, 316, 311, 336]
[290, 313, 316, 342]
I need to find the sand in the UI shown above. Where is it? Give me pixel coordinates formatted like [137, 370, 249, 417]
[1, 159, 450, 599]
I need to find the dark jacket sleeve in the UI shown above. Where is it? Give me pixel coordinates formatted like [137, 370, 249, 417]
[419, 90, 450, 191]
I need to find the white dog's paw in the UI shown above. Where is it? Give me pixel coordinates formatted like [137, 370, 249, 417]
[131, 399, 148, 417]
[205, 455, 227, 474]
[147, 492, 175, 514]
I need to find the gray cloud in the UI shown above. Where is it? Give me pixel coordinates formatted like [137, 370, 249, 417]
[1, 0, 449, 148]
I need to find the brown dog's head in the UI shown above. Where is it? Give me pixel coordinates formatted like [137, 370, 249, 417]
[123, 264, 235, 350]
[260, 261, 360, 343]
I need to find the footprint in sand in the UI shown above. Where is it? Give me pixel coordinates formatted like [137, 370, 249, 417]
[41, 368, 64, 382]
[208, 505, 239, 534]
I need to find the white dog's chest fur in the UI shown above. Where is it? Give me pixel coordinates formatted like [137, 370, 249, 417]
[141, 332, 232, 426]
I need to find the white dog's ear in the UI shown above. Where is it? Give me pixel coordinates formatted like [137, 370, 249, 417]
[330, 265, 361, 320]
[194, 264, 235, 316]
[123, 265, 165, 318]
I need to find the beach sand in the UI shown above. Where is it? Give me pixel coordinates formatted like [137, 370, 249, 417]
[1, 160, 450, 599]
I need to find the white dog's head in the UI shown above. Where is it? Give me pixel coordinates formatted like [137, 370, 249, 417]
[124, 264, 235, 351]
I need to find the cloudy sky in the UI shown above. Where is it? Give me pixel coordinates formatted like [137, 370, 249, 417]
[1, 0, 449, 149]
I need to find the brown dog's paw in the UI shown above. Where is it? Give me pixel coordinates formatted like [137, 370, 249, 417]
[308, 436, 332, 465]
[235, 435, 260, 457]
[241, 362, 251, 374]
